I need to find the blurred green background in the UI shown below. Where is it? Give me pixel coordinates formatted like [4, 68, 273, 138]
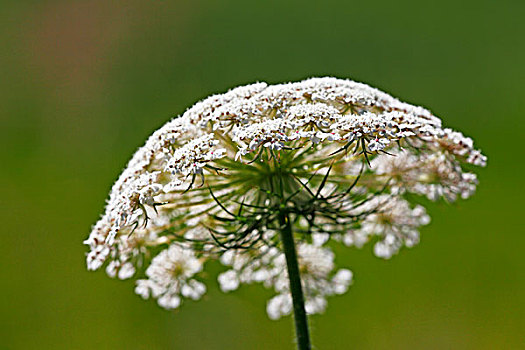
[2, 0, 524, 349]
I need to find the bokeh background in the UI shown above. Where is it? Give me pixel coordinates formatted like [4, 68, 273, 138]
[2, 0, 524, 349]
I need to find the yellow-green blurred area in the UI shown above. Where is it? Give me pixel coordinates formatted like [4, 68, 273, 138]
[2, 0, 523, 349]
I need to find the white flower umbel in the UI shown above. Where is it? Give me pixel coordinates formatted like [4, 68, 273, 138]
[371, 149, 479, 202]
[218, 243, 353, 319]
[343, 195, 430, 259]
[85, 77, 485, 350]
[135, 244, 205, 309]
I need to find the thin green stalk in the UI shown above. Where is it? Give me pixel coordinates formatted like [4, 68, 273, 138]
[278, 210, 312, 350]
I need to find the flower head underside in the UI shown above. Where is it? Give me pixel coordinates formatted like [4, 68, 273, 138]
[85, 77, 485, 318]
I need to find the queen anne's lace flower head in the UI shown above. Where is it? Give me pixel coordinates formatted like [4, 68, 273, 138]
[85, 77, 485, 318]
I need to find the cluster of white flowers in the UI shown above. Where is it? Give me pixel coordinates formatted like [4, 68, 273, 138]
[135, 244, 206, 309]
[372, 150, 479, 201]
[217, 243, 352, 319]
[85, 77, 485, 318]
[342, 195, 430, 259]
[166, 133, 226, 179]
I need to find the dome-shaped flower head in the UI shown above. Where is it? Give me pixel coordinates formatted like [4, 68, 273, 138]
[85, 77, 485, 319]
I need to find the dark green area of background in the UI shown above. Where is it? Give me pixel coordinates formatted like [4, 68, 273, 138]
[2, 0, 523, 349]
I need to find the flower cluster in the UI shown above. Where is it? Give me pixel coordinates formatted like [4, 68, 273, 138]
[85, 77, 485, 319]
[371, 149, 480, 202]
[217, 243, 353, 319]
[135, 244, 206, 309]
[340, 195, 430, 259]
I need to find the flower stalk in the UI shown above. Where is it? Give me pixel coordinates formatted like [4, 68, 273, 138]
[278, 210, 311, 350]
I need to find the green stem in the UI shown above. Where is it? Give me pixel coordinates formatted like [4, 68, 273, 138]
[278, 210, 312, 350]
